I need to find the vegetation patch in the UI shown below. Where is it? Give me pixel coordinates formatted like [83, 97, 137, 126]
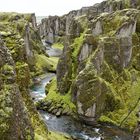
[37, 78, 76, 117]
[35, 54, 59, 75]
[52, 43, 64, 50]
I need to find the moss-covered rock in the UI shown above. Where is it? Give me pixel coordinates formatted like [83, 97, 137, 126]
[52, 43, 64, 50]
[57, 44, 73, 94]
[0, 39, 34, 140]
[0, 12, 52, 140]
[52, 2, 140, 132]
[33, 0, 140, 138]
[34, 54, 58, 74]
[37, 78, 76, 117]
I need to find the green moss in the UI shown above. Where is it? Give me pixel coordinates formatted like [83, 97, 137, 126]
[47, 131, 71, 140]
[124, 0, 130, 8]
[0, 12, 53, 139]
[35, 133, 48, 140]
[71, 32, 85, 77]
[20, 86, 48, 140]
[52, 43, 64, 50]
[77, 76, 99, 112]
[35, 54, 58, 74]
[2, 64, 13, 72]
[75, 15, 88, 29]
[16, 62, 30, 88]
[0, 86, 12, 136]
[73, 39, 140, 130]
[0, 13, 9, 21]
[94, 9, 138, 37]
[103, 11, 128, 35]
[99, 77, 140, 131]
[24, 14, 33, 22]
[101, 61, 115, 82]
[132, 53, 140, 71]
[44, 78, 76, 113]
[48, 57, 59, 69]
[75, 62, 122, 113]
[3, 33, 25, 62]
[0, 31, 12, 37]
[16, 20, 26, 35]
[72, 33, 85, 59]
[99, 115, 118, 126]
[132, 33, 140, 46]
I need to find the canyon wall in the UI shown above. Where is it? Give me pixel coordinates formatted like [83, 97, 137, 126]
[0, 13, 48, 140]
[39, 0, 140, 136]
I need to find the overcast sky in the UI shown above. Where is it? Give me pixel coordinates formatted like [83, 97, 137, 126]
[0, 0, 103, 16]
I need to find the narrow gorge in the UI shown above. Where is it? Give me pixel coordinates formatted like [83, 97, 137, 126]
[0, 0, 140, 139]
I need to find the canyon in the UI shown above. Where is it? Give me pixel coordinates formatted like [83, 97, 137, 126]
[0, 0, 140, 139]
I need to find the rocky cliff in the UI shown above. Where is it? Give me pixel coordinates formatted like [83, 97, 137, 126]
[0, 37, 34, 139]
[39, 0, 140, 136]
[38, 0, 140, 45]
[0, 13, 50, 140]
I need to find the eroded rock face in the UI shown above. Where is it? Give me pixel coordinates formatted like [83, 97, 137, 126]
[0, 12, 48, 139]
[38, 0, 140, 45]
[24, 25, 34, 65]
[74, 9, 139, 124]
[53, 0, 140, 129]
[73, 35, 135, 123]
[38, 16, 66, 44]
[0, 39, 34, 140]
[57, 37, 73, 94]
[92, 20, 103, 37]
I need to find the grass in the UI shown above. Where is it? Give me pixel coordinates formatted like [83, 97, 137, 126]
[48, 57, 59, 69]
[44, 78, 76, 113]
[35, 131, 71, 140]
[47, 131, 71, 140]
[52, 43, 64, 50]
[72, 33, 84, 59]
[35, 54, 59, 73]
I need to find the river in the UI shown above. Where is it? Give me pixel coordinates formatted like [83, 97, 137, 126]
[30, 41, 132, 140]
[30, 73, 132, 140]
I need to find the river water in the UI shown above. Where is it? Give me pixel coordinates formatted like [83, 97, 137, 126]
[30, 74, 132, 140]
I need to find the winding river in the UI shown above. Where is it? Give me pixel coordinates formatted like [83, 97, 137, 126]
[30, 73, 132, 140]
[29, 41, 132, 139]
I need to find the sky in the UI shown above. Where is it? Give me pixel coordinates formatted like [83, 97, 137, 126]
[0, 0, 103, 16]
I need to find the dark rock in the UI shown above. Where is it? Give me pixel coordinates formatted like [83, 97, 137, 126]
[133, 123, 140, 140]
[57, 44, 73, 94]
[56, 108, 62, 117]
[133, 109, 140, 140]
[48, 106, 55, 112]
[62, 108, 69, 115]
[52, 109, 58, 115]
[46, 100, 52, 107]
